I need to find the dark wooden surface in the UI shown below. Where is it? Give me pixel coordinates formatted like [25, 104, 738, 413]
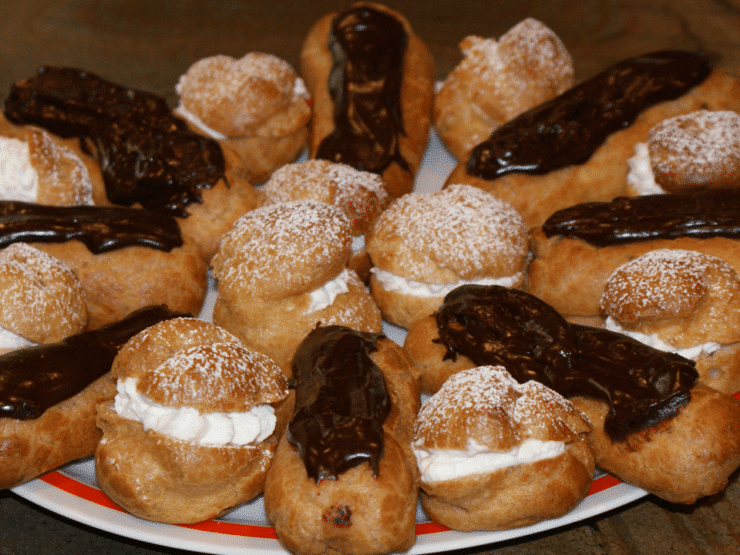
[2, 1, 740, 554]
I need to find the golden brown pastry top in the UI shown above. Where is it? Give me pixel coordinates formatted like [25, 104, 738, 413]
[600, 249, 740, 347]
[0, 242, 87, 344]
[112, 317, 288, 413]
[175, 52, 311, 140]
[211, 200, 352, 300]
[647, 110, 740, 193]
[414, 365, 590, 452]
[260, 159, 391, 236]
[366, 184, 529, 283]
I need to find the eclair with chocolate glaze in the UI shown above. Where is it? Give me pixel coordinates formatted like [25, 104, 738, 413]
[526, 192, 740, 318]
[444, 50, 740, 227]
[300, 2, 435, 199]
[264, 325, 421, 555]
[0, 305, 182, 489]
[0, 201, 208, 329]
[404, 285, 740, 504]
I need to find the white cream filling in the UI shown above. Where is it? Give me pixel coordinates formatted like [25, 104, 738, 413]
[305, 268, 353, 314]
[114, 377, 277, 446]
[0, 326, 35, 351]
[0, 137, 39, 202]
[370, 267, 521, 298]
[413, 438, 566, 483]
[604, 316, 721, 360]
[626, 142, 665, 195]
[351, 234, 366, 254]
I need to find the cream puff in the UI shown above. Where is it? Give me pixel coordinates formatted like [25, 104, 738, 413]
[95, 317, 290, 524]
[600, 249, 740, 394]
[366, 183, 529, 328]
[175, 52, 311, 184]
[413, 365, 594, 531]
[626, 109, 740, 195]
[211, 200, 382, 373]
[0, 242, 87, 353]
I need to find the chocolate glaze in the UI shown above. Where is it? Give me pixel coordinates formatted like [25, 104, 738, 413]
[541, 192, 740, 247]
[316, 5, 410, 175]
[288, 325, 391, 483]
[0, 201, 183, 253]
[466, 50, 712, 180]
[434, 285, 698, 441]
[3, 66, 225, 217]
[0, 305, 185, 420]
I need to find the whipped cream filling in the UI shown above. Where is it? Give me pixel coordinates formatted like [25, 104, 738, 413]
[175, 77, 310, 141]
[371, 267, 522, 298]
[114, 377, 277, 446]
[604, 316, 720, 360]
[626, 142, 665, 195]
[351, 234, 366, 254]
[0, 137, 39, 202]
[413, 438, 566, 483]
[305, 268, 352, 314]
[0, 326, 35, 351]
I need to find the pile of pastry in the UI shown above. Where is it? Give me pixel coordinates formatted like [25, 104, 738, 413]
[2, 2, 740, 554]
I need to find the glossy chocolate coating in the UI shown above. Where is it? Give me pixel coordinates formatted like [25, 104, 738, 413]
[316, 5, 410, 175]
[466, 50, 712, 180]
[0, 201, 183, 253]
[3, 66, 225, 217]
[0, 305, 185, 420]
[541, 192, 740, 246]
[434, 285, 698, 441]
[288, 325, 391, 483]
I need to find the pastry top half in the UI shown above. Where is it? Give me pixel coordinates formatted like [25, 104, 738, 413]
[600, 248, 740, 348]
[211, 200, 352, 301]
[366, 183, 529, 285]
[112, 317, 288, 415]
[175, 52, 311, 141]
[0, 242, 87, 347]
[434, 18, 574, 160]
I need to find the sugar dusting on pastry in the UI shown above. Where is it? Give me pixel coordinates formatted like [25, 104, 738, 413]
[212, 200, 351, 298]
[601, 249, 729, 323]
[0, 242, 88, 344]
[647, 110, 740, 191]
[414, 366, 584, 450]
[369, 184, 528, 280]
[176, 52, 307, 137]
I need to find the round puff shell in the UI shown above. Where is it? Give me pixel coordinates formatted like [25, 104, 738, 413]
[260, 159, 391, 236]
[414, 366, 591, 453]
[176, 52, 306, 138]
[112, 317, 288, 413]
[600, 249, 740, 347]
[212, 200, 352, 300]
[647, 110, 740, 192]
[0, 242, 87, 343]
[366, 184, 529, 283]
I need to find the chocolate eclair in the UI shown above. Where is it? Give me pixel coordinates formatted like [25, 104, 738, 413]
[300, 2, 435, 198]
[264, 325, 420, 555]
[527, 192, 740, 317]
[0, 201, 207, 329]
[404, 284, 740, 503]
[444, 50, 740, 227]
